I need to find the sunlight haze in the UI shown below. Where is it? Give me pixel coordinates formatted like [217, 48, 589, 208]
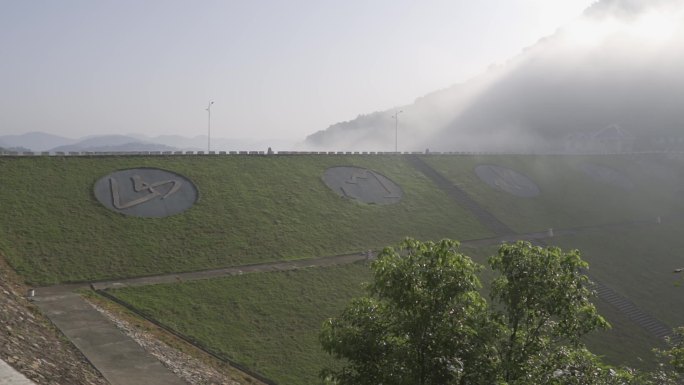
[0, 0, 593, 148]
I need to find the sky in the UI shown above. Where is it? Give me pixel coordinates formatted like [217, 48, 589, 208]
[0, 0, 594, 144]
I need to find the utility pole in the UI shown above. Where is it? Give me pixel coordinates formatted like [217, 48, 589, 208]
[206, 101, 214, 152]
[391, 110, 403, 153]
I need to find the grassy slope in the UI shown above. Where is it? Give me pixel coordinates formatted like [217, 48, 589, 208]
[552, 220, 684, 329]
[584, 298, 663, 370]
[422, 154, 684, 233]
[110, 263, 372, 385]
[3, 153, 679, 380]
[109, 242, 664, 385]
[0, 155, 489, 284]
[463, 242, 663, 369]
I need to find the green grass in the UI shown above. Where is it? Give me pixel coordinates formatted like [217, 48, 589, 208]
[552, 219, 684, 329]
[3, 153, 680, 379]
[109, 263, 372, 385]
[462, 240, 664, 369]
[0, 155, 490, 284]
[583, 297, 664, 370]
[108, 242, 666, 384]
[422, 153, 684, 233]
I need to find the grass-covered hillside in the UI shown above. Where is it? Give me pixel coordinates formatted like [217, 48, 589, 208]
[553, 218, 684, 329]
[0, 155, 490, 284]
[422, 153, 684, 233]
[107, 237, 674, 385]
[3, 152, 683, 384]
[110, 262, 372, 385]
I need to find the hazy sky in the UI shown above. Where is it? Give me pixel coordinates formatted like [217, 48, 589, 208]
[0, 0, 593, 142]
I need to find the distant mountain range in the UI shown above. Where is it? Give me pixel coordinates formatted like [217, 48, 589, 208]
[49, 135, 178, 153]
[306, 0, 684, 153]
[0, 132, 292, 153]
[0, 132, 78, 152]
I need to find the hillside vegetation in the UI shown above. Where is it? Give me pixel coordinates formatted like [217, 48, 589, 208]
[107, 234, 676, 384]
[3, 152, 683, 384]
[110, 262, 372, 385]
[422, 153, 684, 233]
[0, 155, 489, 284]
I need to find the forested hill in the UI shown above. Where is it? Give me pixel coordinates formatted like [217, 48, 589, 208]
[305, 0, 684, 153]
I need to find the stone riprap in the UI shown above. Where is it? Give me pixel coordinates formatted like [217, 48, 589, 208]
[579, 163, 634, 191]
[474, 165, 540, 198]
[94, 168, 198, 218]
[322, 166, 403, 204]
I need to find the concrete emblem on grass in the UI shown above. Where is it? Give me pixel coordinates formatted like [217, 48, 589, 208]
[322, 166, 402, 204]
[474, 165, 540, 197]
[94, 168, 198, 217]
[579, 163, 634, 191]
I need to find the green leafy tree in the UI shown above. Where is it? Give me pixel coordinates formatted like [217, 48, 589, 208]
[320, 238, 495, 385]
[320, 239, 623, 385]
[641, 326, 684, 385]
[489, 241, 609, 383]
[666, 327, 684, 375]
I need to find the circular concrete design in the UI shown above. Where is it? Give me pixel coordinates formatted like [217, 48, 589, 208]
[94, 168, 198, 217]
[322, 166, 403, 204]
[474, 165, 540, 197]
[578, 163, 633, 191]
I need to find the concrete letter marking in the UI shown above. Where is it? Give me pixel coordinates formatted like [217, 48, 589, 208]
[341, 169, 369, 197]
[323, 166, 403, 204]
[110, 175, 183, 209]
[370, 171, 401, 199]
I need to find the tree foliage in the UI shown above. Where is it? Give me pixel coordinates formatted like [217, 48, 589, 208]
[320, 239, 491, 385]
[320, 239, 682, 385]
[489, 242, 609, 383]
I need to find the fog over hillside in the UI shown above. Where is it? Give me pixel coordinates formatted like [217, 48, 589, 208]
[305, 0, 684, 153]
[0, 132, 294, 153]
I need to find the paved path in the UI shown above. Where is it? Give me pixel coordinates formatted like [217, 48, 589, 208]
[0, 359, 36, 385]
[33, 292, 186, 385]
[91, 253, 367, 291]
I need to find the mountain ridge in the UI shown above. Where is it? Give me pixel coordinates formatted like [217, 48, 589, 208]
[305, 0, 684, 153]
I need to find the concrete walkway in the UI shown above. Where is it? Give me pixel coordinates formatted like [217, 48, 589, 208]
[33, 291, 186, 385]
[92, 252, 368, 291]
[0, 359, 36, 385]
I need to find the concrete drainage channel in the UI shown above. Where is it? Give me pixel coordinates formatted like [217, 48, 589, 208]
[406, 155, 515, 236]
[32, 290, 188, 385]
